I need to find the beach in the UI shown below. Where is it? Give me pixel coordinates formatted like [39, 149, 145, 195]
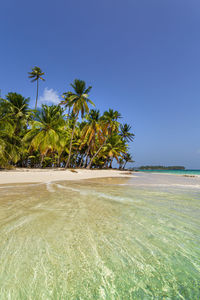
[0, 168, 200, 187]
[0, 168, 134, 185]
[0, 172, 200, 298]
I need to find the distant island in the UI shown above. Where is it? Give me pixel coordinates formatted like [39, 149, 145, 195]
[138, 166, 185, 170]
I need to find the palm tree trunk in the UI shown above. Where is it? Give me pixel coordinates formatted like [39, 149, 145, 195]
[102, 160, 107, 168]
[83, 143, 91, 168]
[123, 161, 127, 169]
[65, 114, 78, 168]
[86, 137, 107, 169]
[78, 154, 84, 168]
[67, 107, 71, 119]
[35, 79, 39, 110]
[40, 154, 44, 168]
[57, 156, 60, 167]
[109, 157, 113, 168]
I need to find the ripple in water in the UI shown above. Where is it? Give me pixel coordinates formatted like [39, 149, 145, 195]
[0, 177, 199, 299]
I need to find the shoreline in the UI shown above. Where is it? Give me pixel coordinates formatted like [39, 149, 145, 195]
[136, 171, 200, 177]
[0, 168, 200, 187]
[0, 169, 134, 185]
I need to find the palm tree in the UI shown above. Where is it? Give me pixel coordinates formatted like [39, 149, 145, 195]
[120, 123, 135, 142]
[123, 153, 134, 169]
[103, 134, 127, 168]
[0, 93, 31, 167]
[0, 102, 21, 167]
[86, 109, 121, 169]
[60, 79, 94, 168]
[23, 105, 66, 167]
[80, 109, 102, 167]
[5, 93, 31, 135]
[28, 66, 45, 110]
[102, 109, 121, 134]
[0, 125, 20, 167]
[60, 92, 73, 118]
[118, 158, 124, 169]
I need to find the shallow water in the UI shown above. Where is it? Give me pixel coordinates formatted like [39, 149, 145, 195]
[137, 169, 200, 175]
[0, 176, 200, 299]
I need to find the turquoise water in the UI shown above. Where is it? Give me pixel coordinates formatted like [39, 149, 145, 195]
[0, 175, 199, 299]
[138, 169, 200, 175]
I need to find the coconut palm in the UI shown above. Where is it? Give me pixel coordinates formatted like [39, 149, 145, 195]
[0, 107, 11, 167]
[4, 93, 31, 135]
[60, 92, 73, 118]
[0, 106, 21, 167]
[28, 66, 45, 109]
[120, 123, 135, 142]
[60, 79, 94, 168]
[23, 105, 66, 167]
[102, 109, 121, 134]
[80, 109, 102, 167]
[86, 109, 121, 169]
[0, 93, 31, 167]
[118, 158, 124, 169]
[103, 134, 127, 168]
[0, 127, 21, 167]
[123, 153, 134, 169]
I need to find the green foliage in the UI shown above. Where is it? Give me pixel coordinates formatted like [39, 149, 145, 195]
[28, 66, 45, 82]
[60, 79, 95, 168]
[23, 105, 69, 167]
[0, 79, 134, 169]
[0, 93, 30, 167]
[120, 123, 135, 142]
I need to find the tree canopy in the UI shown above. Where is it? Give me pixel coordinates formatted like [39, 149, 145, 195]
[0, 77, 134, 170]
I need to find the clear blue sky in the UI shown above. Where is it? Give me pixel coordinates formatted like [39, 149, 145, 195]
[1, 0, 200, 168]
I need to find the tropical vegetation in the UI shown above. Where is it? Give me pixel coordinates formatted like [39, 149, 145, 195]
[138, 166, 185, 170]
[0, 73, 134, 169]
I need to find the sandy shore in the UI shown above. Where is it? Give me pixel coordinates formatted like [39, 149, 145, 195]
[1, 169, 199, 187]
[0, 169, 134, 185]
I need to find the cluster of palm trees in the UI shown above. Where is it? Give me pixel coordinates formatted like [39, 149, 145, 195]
[0, 67, 134, 169]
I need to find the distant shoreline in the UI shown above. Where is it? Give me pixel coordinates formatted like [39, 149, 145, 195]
[137, 171, 200, 178]
[135, 169, 200, 176]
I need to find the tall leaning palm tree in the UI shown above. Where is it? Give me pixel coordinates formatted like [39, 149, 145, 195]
[28, 66, 45, 110]
[60, 79, 94, 168]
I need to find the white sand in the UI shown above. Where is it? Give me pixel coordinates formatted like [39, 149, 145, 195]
[0, 169, 134, 185]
